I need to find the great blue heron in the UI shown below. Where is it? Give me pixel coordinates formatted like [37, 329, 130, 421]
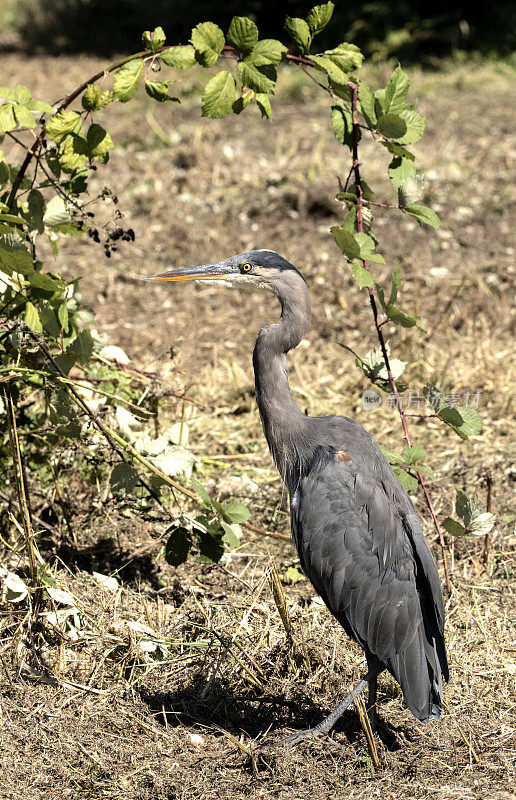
[148, 249, 448, 744]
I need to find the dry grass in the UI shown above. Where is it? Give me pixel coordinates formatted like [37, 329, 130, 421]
[0, 53, 515, 799]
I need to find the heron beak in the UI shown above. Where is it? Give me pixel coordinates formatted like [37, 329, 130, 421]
[146, 262, 236, 282]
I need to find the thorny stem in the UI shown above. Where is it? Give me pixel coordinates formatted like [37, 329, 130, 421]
[349, 84, 451, 594]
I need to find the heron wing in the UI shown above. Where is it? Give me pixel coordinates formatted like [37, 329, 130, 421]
[291, 447, 447, 721]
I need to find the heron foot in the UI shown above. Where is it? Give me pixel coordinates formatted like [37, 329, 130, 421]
[258, 727, 337, 752]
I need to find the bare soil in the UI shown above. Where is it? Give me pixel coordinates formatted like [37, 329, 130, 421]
[1, 54, 515, 800]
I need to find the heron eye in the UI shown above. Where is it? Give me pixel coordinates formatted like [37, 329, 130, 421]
[241, 263, 252, 273]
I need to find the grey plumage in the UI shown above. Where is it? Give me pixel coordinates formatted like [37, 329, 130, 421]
[149, 249, 448, 729]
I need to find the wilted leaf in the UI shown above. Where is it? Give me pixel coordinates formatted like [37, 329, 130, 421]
[92, 572, 120, 592]
[4, 572, 29, 602]
[283, 564, 306, 584]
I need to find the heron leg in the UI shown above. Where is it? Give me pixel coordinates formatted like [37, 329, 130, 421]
[260, 662, 385, 750]
[366, 653, 382, 729]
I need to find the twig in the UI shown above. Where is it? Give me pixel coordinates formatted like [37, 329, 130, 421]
[350, 84, 451, 594]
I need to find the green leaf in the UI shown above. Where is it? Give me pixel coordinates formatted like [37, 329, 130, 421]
[221, 521, 241, 548]
[142, 26, 166, 52]
[164, 526, 192, 566]
[331, 226, 360, 259]
[14, 104, 36, 128]
[250, 39, 287, 65]
[404, 203, 440, 229]
[26, 271, 62, 292]
[45, 110, 82, 143]
[0, 158, 10, 186]
[385, 305, 418, 328]
[256, 93, 272, 118]
[442, 517, 466, 537]
[69, 330, 94, 364]
[284, 17, 311, 52]
[195, 526, 224, 563]
[377, 113, 407, 139]
[43, 195, 70, 227]
[15, 84, 31, 105]
[27, 189, 45, 234]
[381, 65, 410, 115]
[468, 512, 496, 537]
[306, 2, 334, 34]
[323, 43, 363, 72]
[39, 304, 60, 335]
[351, 261, 373, 288]
[86, 124, 114, 162]
[283, 564, 306, 584]
[437, 406, 482, 440]
[227, 16, 259, 54]
[237, 60, 276, 94]
[220, 501, 250, 524]
[58, 301, 69, 332]
[24, 301, 42, 333]
[232, 90, 255, 114]
[379, 445, 405, 466]
[110, 462, 139, 496]
[403, 445, 426, 464]
[145, 80, 178, 104]
[359, 83, 376, 126]
[389, 265, 402, 304]
[0, 233, 33, 274]
[388, 156, 416, 191]
[395, 109, 425, 144]
[355, 232, 385, 263]
[382, 140, 415, 161]
[58, 134, 89, 173]
[82, 84, 101, 111]
[191, 21, 225, 66]
[392, 467, 418, 492]
[0, 104, 16, 133]
[311, 55, 348, 85]
[0, 87, 16, 101]
[113, 59, 143, 103]
[26, 99, 54, 114]
[161, 46, 196, 69]
[202, 71, 236, 119]
[331, 103, 353, 146]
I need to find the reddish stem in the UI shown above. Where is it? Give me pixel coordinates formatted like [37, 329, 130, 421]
[350, 84, 451, 594]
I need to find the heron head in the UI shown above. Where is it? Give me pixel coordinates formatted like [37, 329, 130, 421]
[147, 249, 305, 295]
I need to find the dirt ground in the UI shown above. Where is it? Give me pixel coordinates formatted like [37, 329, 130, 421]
[1, 53, 515, 800]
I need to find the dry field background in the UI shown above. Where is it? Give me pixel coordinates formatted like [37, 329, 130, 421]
[1, 53, 515, 800]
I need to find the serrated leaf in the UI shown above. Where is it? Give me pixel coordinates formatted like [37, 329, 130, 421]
[354, 232, 385, 263]
[405, 203, 440, 228]
[395, 109, 425, 144]
[379, 445, 405, 466]
[284, 17, 311, 51]
[438, 406, 482, 440]
[227, 16, 258, 53]
[256, 93, 272, 118]
[250, 39, 287, 65]
[312, 55, 348, 85]
[145, 80, 178, 104]
[307, 2, 334, 34]
[113, 59, 143, 103]
[403, 445, 426, 464]
[0, 104, 16, 133]
[382, 65, 410, 115]
[386, 305, 418, 328]
[0, 87, 16, 101]
[27, 189, 45, 234]
[14, 104, 36, 128]
[59, 134, 89, 173]
[331, 103, 353, 145]
[58, 302, 69, 331]
[15, 84, 32, 105]
[377, 113, 407, 139]
[82, 84, 101, 110]
[164, 526, 192, 567]
[110, 462, 139, 497]
[398, 175, 424, 207]
[43, 195, 70, 227]
[191, 21, 225, 53]
[26, 271, 62, 292]
[142, 25, 166, 52]
[359, 83, 376, 126]
[392, 467, 418, 492]
[195, 527, 224, 564]
[86, 123, 114, 163]
[161, 46, 196, 69]
[388, 156, 416, 191]
[220, 501, 250, 524]
[0, 233, 33, 274]
[382, 140, 415, 161]
[351, 261, 373, 288]
[221, 521, 242, 548]
[442, 517, 466, 537]
[152, 446, 194, 478]
[237, 60, 276, 94]
[24, 301, 42, 332]
[323, 43, 363, 71]
[202, 71, 236, 119]
[69, 330, 94, 363]
[468, 512, 496, 537]
[45, 110, 82, 143]
[331, 226, 360, 259]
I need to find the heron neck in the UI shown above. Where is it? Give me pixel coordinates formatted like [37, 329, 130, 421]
[252, 276, 311, 489]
